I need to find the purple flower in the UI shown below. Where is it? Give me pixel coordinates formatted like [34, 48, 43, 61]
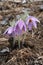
[14, 19, 27, 36]
[13, 19, 27, 49]
[3, 27, 14, 36]
[26, 16, 40, 30]
[15, 19, 26, 31]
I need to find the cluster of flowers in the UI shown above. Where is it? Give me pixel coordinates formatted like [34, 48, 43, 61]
[4, 16, 40, 36]
[3, 16, 40, 49]
[3, 16, 40, 37]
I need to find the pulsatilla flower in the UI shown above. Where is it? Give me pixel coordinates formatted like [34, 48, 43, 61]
[26, 16, 40, 30]
[13, 19, 27, 49]
[3, 27, 14, 36]
[14, 19, 27, 36]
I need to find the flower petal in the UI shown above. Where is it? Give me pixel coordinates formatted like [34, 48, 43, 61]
[3, 27, 13, 35]
[28, 22, 33, 30]
[15, 19, 26, 30]
[31, 16, 40, 23]
[32, 21, 37, 29]
[8, 27, 13, 34]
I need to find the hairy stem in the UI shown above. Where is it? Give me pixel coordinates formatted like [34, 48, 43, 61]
[18, 36, 20, 49]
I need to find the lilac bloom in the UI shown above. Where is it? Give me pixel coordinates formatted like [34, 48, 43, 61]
[15, 19, 27, 31]
[3, 27, 14, 36]
[14, 24, 22, 36]
[26, 16, 40, 30]
[13, 19, 27, 49]
[14, 19, 27, 36]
